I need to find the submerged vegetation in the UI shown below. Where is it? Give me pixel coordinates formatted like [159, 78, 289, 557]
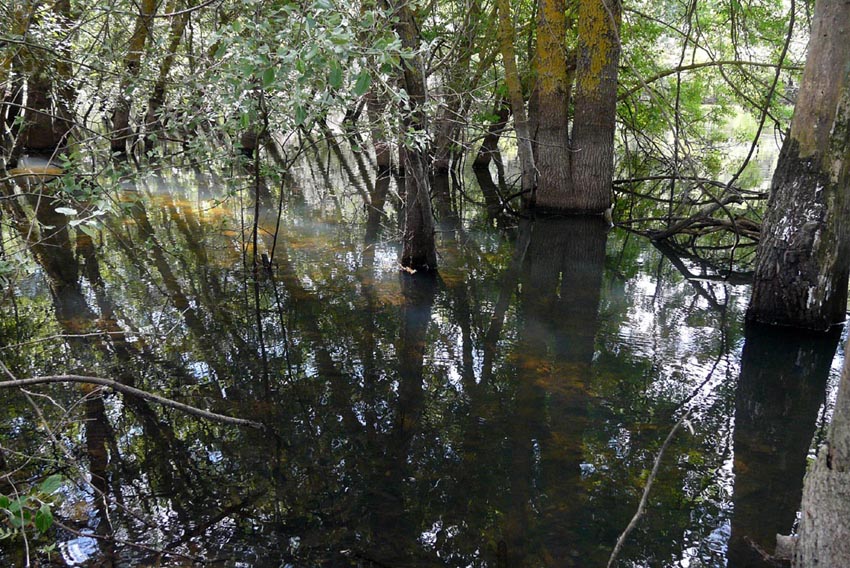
[1, 0, 850, 565]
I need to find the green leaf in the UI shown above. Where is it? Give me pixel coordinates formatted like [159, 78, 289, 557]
[329, 64, 343, 90]
[262, 67, 276, 88]
[39, 474, 62, 495]
[79, 224, 99, 239]
[294, 105, 307, 126]
[8, 497, 26, 514]
[35, 504, 53, 533]
[55, 207, 77, 216]
[353, 70, 371, 96]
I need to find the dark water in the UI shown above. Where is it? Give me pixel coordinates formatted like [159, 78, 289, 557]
[0, 169, 844, 567]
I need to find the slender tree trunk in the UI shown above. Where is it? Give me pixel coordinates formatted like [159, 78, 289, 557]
[496, 0, 537, 197]
[365, 89, 393, 172]
[748, 0, 850, 330]
[473, 96, 511, 168]
[432, 0, 488, 176]
[144, 1, 194, 154]
[565, 0, 621, 213]
[111, 0, 158, 155]
[390, 0, 438, 272]
[531, 0, 573, 205]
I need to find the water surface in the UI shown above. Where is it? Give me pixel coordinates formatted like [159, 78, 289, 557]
[0, 169, 843, 567]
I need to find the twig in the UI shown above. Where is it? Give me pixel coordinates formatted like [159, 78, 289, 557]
[54, 521, 204, 564]
[606, 409, 691, 568]
[0, 375, 265, 431]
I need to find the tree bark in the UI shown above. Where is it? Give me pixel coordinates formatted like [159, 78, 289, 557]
[729, 324, 839, 566]
[559, 0, 620, 213]
[748, 0, 850, 330]
[794, 332, 850, 567]
[530, 0, 574, 206]
[391, 0, 438, 272]
[474, 96, 511, 168]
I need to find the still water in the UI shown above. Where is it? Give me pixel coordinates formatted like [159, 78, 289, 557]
[0, 167, 844, 567]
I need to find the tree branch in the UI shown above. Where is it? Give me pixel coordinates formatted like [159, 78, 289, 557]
[0, 375, 266, 431]
[619, 59, 803, 101]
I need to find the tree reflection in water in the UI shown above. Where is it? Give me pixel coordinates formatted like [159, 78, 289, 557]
[0, 171, 843, 567]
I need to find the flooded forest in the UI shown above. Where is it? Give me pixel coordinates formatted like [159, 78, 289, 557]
[2, 0, 850, 566]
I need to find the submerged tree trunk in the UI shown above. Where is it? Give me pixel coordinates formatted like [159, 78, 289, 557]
[111, 0, 158, 155]
[729, 324, 839, 566]
[748, 0, 850, 330]
[794, 332, 850, 567]
[547, 0, 620, 213]
[390, 0, 438, 272]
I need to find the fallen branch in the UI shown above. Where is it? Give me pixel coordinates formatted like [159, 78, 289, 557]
[649, 193, 744, 241]
[0, 375, 265, 431]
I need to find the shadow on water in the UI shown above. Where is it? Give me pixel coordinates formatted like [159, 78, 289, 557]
[728, 323, 840, 567]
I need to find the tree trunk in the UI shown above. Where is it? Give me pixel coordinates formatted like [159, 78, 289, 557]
[530, 0, 573, 206]
[748, 0, 850, 330]
[7, 1, 74, 162]
[794, 332, 850, 567]
[729, 324, 839, 566]
[391, 0, 438, 272]
[144, 1, 194, 154]
[111, 0, 158, 155]
[474, 96, 511, 168]
[496, 0, 537, 197]
[565, 0, 621, 213]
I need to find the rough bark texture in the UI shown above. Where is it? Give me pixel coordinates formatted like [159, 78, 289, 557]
[794, 333, 850, 567]
[554, 0, 620, 213]
[729, 324, 839, 566]
[111, 0, 158, 154]
[748, 0, 850, 330]
[392, 0, 438, 272]
[531, 0, 574, 205]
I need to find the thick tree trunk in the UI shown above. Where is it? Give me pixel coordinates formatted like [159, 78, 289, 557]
[562, 0, 621, 213]
[111, 0, 158, 155]
[531, 0, 574, 205]
[794, 333, 850, 567]
[729, 324, 838, 566]
[748, 0, 850, 330]
[391, 0, 438, 272]
[17, 73, 74, 158]
[7, 1, 74, 162]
